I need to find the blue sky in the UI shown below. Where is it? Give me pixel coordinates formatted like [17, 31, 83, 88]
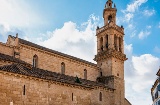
[0, 0, 160, 105]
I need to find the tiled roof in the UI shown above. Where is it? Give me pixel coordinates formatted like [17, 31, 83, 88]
[0, 53, 28, 65]
[18, 38, 96, 67]
[0, 64, 112, 90]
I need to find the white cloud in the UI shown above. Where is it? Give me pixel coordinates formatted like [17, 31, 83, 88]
[146, 25, 152, 29]
[122, 0, 148, 22]
[0, 0, 45, 40]
[143, 9, 155, 16]
[159, 22, 160, 28]
[130, 30, 137, 38]
[154, 46, 160, 53]
[138, 30, 151, 39]
[124, 44, 160, 105]
[133, 54, 159, 76]
[125, 13, 134, 22]
[0, 0, 43, 28]
[126, 0, 148, 13]
[0, 24, 11, 36]
[39, 15, 100, 62]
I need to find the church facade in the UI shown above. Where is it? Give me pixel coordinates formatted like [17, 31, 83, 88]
[0, 0, 131, 105]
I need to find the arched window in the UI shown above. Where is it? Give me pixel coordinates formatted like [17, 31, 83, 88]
[33, 54, 38, 68]
[100, 37, 103, 51]
[84, 69, 87, 79]
[61, 62, 65, 74]
[99, 92, 102, 101]
[106, 35, 108, 49]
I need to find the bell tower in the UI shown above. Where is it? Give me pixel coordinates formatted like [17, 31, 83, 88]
[94, 0, 127, 105]
[95, 0, 127, 79]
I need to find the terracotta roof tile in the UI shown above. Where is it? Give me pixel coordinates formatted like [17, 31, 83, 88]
[0, 53, 28, 65]
[0, 64, 113, 90]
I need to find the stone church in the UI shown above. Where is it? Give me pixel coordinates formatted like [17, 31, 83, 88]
[0, 0, 131, 105]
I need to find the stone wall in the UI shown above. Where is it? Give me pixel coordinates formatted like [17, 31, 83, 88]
[19, 44, 98, 81]
[0, 71, 114, 105]
[0, 42, 13, 56]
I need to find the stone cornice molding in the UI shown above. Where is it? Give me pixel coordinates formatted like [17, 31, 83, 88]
[94, 49, 127, 61]
[96, 24, 124, 35]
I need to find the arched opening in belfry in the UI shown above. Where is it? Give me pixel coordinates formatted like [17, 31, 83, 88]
[33, 54, 38, 68]
[109, 3, 111, 7]
[119, 37, 122, 52]
[61, 62, 65, 74]
[100, 37, 103, 51]
[114, 35, 117, 51]
[108, 15, 112, 23]
[106, 35, 109, 49]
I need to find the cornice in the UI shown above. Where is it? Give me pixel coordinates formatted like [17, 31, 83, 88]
[94, 49, 127, 62]
[96, 24, 124, 35]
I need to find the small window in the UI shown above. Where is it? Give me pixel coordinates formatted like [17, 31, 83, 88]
[99, 92, 102, 101]
[61, 62, 65, 74]
[117, 73, 119, 76]
[84, 69, 87, 79]
[33, 54, 38, 68]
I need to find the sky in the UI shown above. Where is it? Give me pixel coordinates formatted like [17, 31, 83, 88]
[0, 0, 160, 104]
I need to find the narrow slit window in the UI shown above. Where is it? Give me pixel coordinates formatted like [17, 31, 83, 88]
[72, 93, 73, 101]
[114, 35, 117, 50]
[33, 54, 38, 68]
[99, 92, 102, 101]
[100, 72, 103, 77]
[106, 35, 108, 49]
[84, 69, 87, 79]
[61, 62, 65, 74]
[23, 85, 25, 95]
